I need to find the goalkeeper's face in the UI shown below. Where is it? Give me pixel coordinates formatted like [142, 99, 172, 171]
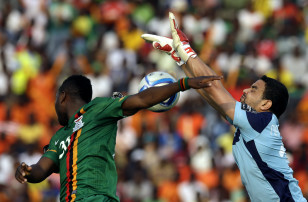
[240, 79, 268, 112]
[55, 90, 69, 126]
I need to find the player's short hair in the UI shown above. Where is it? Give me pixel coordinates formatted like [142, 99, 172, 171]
[260, 75, 289, 118]
[59, 75, 92, 103]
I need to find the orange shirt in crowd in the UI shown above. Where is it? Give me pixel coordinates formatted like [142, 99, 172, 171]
[176, 112, 205, 141]
[222, 168, 243, 192]
[197, 169, 219, 189]
[158, 180, 180, 202]
[27, 54, 65, 126]
[10, 102, 34, 125]
[0, 102, 6, 121]
[27, 73, 57, 125]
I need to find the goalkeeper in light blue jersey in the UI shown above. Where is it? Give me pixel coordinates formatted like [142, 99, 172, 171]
[230, 98, 305, 201]
[142, 12, 307, 202]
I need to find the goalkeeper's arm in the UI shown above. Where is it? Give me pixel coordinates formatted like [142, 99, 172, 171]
[168, 12, 236, 120]
[182, 57, 236, 121]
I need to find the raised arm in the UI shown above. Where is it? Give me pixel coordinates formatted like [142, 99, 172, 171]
[183, 57, 236, 120]
[168, 12, 236, 120]
[122, 75, 222, 116]
[141, 13, 236, 120]
[15, 157, 58, 183]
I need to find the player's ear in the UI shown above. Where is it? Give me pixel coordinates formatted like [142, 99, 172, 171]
[260, 99, 272, 111]
[59, 91, 67, 104]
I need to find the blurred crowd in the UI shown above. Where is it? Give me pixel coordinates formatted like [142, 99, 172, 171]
[0, 0, 308, 201]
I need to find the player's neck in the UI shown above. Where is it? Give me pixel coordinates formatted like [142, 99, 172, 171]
[67, 100, 87, 119]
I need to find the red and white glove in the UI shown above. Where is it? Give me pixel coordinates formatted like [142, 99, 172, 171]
[141, 34, 185, 66]
[169, 12, 197, 63]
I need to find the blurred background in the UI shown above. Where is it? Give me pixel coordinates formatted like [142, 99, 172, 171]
[0, 0, 307, 201]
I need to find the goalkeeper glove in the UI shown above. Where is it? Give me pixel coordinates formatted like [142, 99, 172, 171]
[169, 12, 197, 63]
[141, 34, 185, 66]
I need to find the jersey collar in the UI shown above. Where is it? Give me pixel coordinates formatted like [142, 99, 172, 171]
[66, 106, 86, 129]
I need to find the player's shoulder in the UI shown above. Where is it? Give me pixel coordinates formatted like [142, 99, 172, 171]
[51, 127, 66, 139]
[91, 93, 127, 105]
[86, 97, 112, 110]
[245, 112, 274, 134]
[89, 97, 114, 105]
[236, 102, 275, 133]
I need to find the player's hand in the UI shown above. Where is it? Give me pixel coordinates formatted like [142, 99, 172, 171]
[15, 162, 32, 183]
[169, 12, 197, 63]
[141, 34, 185, 66]
[188, 76, 223, 89]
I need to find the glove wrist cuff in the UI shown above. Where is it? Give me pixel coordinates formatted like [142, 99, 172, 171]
[177, 43, 197, 64]
[182, 43, 197, 59]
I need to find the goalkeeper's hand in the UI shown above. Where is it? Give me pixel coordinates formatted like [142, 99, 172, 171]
[169, 12, 197, 63]
[141, 34, 185, 66]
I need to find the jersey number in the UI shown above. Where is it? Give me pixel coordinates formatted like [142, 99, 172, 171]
[59, 136, 71, 159]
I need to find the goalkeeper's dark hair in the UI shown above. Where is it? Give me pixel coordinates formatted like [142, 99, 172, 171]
[260, 75, 289, 119]
[59, 75, 92, 103]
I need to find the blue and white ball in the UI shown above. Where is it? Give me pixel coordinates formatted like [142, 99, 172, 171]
[138, 71, 180, 112]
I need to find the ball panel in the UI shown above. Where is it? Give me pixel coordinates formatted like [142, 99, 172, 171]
[150, 78, 174, 86]
[139, 85, 148, 92]
[138, 71, 180, 112]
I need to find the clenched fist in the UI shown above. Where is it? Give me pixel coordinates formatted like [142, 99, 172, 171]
[15, 162, 32, 183]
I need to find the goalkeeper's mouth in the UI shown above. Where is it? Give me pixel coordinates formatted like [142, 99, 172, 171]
[240, 94, 246, 103]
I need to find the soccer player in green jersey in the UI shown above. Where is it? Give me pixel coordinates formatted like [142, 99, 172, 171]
[15, 74, 221, 202]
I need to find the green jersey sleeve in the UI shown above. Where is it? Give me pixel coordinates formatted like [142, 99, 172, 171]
[42, 133, 60, 167]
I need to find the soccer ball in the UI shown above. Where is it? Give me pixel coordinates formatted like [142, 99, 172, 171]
[138, 71, 180, 112]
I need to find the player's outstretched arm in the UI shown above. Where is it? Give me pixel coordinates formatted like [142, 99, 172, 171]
[169, 12, 236, 120]
[183, 57, 236, 120]
[15, 157, 58, 183]
[141, 13, 236, 120]
[122, 76, 222, 116]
